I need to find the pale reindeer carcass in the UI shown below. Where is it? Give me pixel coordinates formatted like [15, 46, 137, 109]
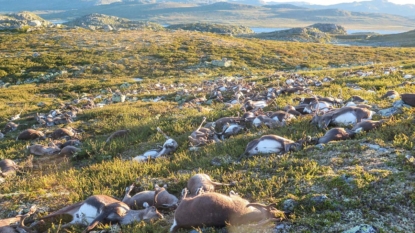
[310, 106, 375, 129]
[0, 159, 19, 178]
[186, 173, 230, 196]
[35, 195, 163, 233]
[123, 183, 178, 210]
[133, 127, 178, 162]
[218, 123, 245, 140]
[239, 135, 309, 161]
[188, 117, 220, 147]
[251, 115, 281, 129]
[0, 205, 37, 233]
[2, 122, 19, 134]
[27, 143, 61, 156]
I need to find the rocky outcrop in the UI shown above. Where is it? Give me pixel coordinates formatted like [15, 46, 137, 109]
[309, 23, 347, 35]
[64, 13, 164, 31]
[241, 26, 332, 43]
[167, 23, 254, 35]
[240, 23, 346, 43]
[0, 12, 52, 31]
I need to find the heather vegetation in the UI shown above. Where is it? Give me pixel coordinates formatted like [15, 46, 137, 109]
[0, 27, 415, 233]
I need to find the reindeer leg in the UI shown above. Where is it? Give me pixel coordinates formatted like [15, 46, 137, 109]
[196, 117, 207, 132]
[157, 127, 170, 140]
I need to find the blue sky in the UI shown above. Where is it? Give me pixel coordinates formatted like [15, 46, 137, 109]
[262, 0, 414, 5]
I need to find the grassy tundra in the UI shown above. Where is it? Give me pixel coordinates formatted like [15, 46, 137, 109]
[1, 28, 415, 232]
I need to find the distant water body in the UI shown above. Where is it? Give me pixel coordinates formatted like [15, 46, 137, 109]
[48, 22, 405, 35]
[251, 27, 405, 35]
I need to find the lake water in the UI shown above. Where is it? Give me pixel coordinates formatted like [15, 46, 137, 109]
[251, 27, 405, 35]
[49, 20, 68, 24]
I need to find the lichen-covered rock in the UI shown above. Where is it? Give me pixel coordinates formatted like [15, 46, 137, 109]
[64, 13, 164, 31]
[0, 12, 52, 30]
[342, 224, 378, 233]
[309, 23, 347, 35]
[283, 199, 297, 212]
[167, 23, 254, 35]
[241, 26, 332, 43]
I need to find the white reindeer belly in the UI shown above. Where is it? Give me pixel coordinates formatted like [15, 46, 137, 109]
[333, 112, 356, 125]
[71, 204, 100, 225]
[249, 140, 283, 155]
[252, 118, 262, 127]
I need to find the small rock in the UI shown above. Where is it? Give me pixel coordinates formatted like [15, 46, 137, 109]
[283, 199, 297, 212]
[340, 174, 354, 183]
[274, 223, 291, 233]
[211, 157, 222, 166]
[310, 194, 328, 204]
[378, 107, 400, 117]
[342, 224, 378, 233]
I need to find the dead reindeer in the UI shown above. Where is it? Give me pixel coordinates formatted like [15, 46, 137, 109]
[0, 205, 37, 233]
[170, 191, 286, 232]
[154, 127, 178, 157]
[351, 120, 385, 133]
[52, 114, 73, 125]
[282, 105, 302, 116]
[310, 106, 375, 129]
[123, 183, 156, 209]
[50, 128, 76, 140]
[218, 123, 245, 140]
[303, 101, 334, 114]
[381, 90, 399, 99]
[212, 117, 242, 133]
[251, 115, 281, 129]
[188, 117, 220, 147]
[0, 159, 19, 178]
[313, 128, 355, 144]
[268, 110, 296, 125]
[27, 143, 61, 156]
[243, 99, 268, 111]
[35, 195, 163, 233]
[132, 127, 178, 162]
[153, 185, 179, 210]
[292, 104, 311, 115]
[60, 139, 82, 149]
[187, 173, 230, 196]
[16, 129, 46, 141]
[105, 129, 130, 144]
[344, 102, 374, 109]
[239, 135, 309, 161]
[2, 122, 19, 134]
[401, 93, 415, 107]
[295, 96, 318, 105]
[59, 146, 81, 157]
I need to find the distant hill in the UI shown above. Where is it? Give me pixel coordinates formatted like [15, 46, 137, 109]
[34, 2, 415, 31]
[65, 13, 164, 31]
[167, 23, 253, 35]
[276, 0, 415, 18]
[1, 1, 415, 31]
[0, 0, 122, 11]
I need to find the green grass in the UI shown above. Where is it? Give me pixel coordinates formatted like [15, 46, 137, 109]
[0, 28, 415, 232]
